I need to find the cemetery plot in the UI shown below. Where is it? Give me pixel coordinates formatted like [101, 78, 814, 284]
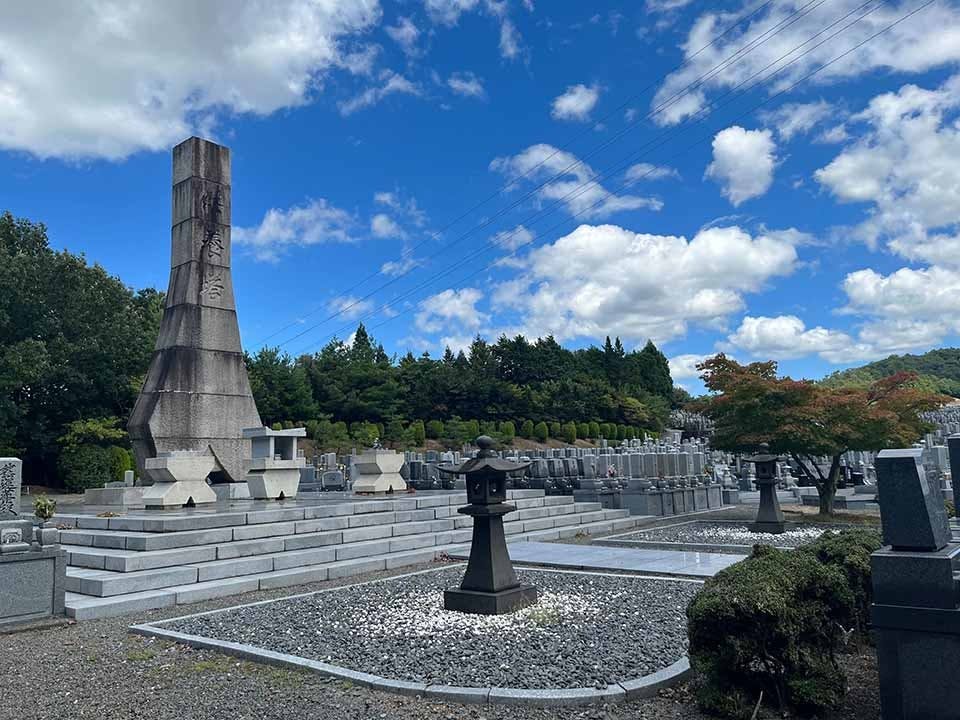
[143, 566, 699, 696]
[604, 520, 846, 554]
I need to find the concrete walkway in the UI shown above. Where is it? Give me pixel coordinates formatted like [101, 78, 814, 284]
[453, 541, 743, 578]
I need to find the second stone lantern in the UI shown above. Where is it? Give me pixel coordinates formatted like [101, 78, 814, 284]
[439, 436, 538, 614]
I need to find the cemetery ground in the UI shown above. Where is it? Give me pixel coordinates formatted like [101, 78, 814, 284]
[1, 501, 883, 720]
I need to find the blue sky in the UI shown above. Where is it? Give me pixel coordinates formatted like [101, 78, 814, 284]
[3, 0, 960, 393]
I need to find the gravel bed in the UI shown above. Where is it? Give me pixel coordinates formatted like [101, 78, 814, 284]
[616, 521, 841, 549]
[163, 567, 699, 690]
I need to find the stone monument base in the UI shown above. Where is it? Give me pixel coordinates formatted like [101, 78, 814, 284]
[143, 480, 217, 509]
[353, 473, 407, 494]
[443, 584, 538, 615]
[0, 545, 66, 629]
[83, 487, 145, 507]
[751, 520, 786, 534]
[247, 470, 300, 500]
[212, 483, 251, 501]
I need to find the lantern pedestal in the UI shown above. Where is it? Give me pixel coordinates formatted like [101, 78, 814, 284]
[443, 503, 538, 615]
[752, 477, 785, 534]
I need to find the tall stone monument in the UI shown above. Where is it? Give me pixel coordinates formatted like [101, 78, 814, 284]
[129, 137, 261, 484]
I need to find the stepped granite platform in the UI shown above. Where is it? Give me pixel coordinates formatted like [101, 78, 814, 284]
[52, 490, 645, 620]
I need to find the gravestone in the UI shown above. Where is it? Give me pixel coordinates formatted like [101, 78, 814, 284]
[129, 137, 262, 484]
[948, 434, 960, 513]
[876, 449, 950, 551]
[0, 458, 22, 520]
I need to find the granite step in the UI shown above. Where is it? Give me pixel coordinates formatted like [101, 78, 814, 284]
[63, 508, 626, 598]
[64, 516, 642, 620]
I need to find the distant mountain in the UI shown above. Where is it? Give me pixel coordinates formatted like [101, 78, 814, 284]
[821, 348, 960, 396]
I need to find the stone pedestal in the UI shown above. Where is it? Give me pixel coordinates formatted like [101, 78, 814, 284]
[0, 458, 22, 519]
[443, 502, 537, 615]
[352, 449, 406, 494]
[752, 477, 785, 534]
[243, 427, 306, 500]
[0, 545, 66, 628]
[141, 452, 219, 509]
[129, 137, 262, 484]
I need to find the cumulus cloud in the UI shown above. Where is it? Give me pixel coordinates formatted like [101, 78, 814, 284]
[380, 255, 419, 277]
[415, 288, 487, 333]
[337, 70, 420, 115]
[669, 353, 714, 380]
[447, 71, 486, 98]
[551, 84, 601, 121]
[652, 0, 960, 126]
[423, 0, 480, 26]
[234, 199, 357, 262]
[724, 316, 858, 361]
[489, 223, 799, 345]
[0, 0, 381, 159]
[328, 295, 376, 320]
[490, 143, 662, 219]
[759, 100, 834, 140]
[492, 225, 535, 252]
[705, 126, 777, 206]
[815, 74, 960, 267]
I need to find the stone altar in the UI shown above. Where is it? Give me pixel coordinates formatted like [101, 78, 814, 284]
[129, 136, 261, 484]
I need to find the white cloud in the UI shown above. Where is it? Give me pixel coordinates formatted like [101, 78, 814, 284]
[759, 100, 834, 140]
[380, 255, 419, 276]
[724, 315, 858, 361]
[337, 70, 420, 115]
[625, 162, 680, 183]
[492, 225, 535, 252]
[499, 17, 522, 60]
[816, 75, 960, 267]
[490, 143, 662, 219]
[646, 0, 694, 12]
[448, 72, 486, 99]
[669, 353, 713, 380]
[551, 84, 601, 121]
[415, 288, 487, 333]
[652, 0, 960, 126]
[705, 126, 777, 206]
[385, 16, 420, 56]
[234, 199, 357, 262]
[489, 223, 799, 345]
[0, 0, 382, 159]
[328, 295, 376, 320]
[423, 0, 480, 26]
[371, 213, 406, 239]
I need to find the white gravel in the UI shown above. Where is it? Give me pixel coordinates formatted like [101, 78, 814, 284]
[165, 567, 700, 690]
[619, 522, 838, 549]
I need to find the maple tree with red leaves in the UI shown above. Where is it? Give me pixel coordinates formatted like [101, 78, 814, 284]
[695, 354, 947, 515]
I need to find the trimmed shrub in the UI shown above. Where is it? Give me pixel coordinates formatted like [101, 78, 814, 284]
[798, 529, 881, 630]
[588, 421, 601, 439]
[500, 421, 516, 442]
[465, 419, 480, 440]
[271, 422, 283, 431]
[425, 420, 444, 439]
[617, 424, 627, 441]
[533, 421, 549, 442]
[688, 543, 858, 719]
[520, 420, 534, 439]
[108, 445, 133, 483]
[562, 422, 577, 444]
[549, 421, 561, 439]
[410, 420, 426, 446]
[59, 445, 113, 493]
[577, 422, 590, 439]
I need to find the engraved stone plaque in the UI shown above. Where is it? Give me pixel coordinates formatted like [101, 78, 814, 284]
[0, 459, 22, 520]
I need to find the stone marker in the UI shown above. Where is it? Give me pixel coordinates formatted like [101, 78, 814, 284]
[948, 434, 960, 513]
[129, 137, 262, 484]
[0, 457, 22, 520]
[141, 450, 221, 508]
[352, 447, 406, 494]
[875, 448, 950, 551]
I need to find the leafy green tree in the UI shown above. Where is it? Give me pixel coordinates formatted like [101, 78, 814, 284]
[588, 421, 600, 439]
[549, 421, 561, 438]
[697, 355, 945, 514]
[500, 420, 515, 442]
[426, 420, 444, 439]
[562, 422, 577, 444]
[410, 420, 426, 447]
[533, 421, 549, 442]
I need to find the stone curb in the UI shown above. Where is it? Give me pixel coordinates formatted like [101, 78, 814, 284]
[129, 622, 691, 706]
[128, 565, 692, 707]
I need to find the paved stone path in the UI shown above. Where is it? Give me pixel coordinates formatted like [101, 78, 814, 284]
[452, 541, 742, 577]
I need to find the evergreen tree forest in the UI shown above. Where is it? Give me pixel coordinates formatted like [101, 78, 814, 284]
[246, 324, 678, 450]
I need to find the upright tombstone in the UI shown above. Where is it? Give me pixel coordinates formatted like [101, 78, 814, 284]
[0, 458, 67, 627]
[948, 434, 960, 513]
[129, 137, 261, 484]
[871, 448, 960, 720]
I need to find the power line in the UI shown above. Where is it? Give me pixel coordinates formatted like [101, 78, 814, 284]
[252, 0, 821, 348]
[265, 0, 837, 351]
[294, 0, 897, 356]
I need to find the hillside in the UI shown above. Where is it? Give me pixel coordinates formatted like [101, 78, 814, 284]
[821, 348, 960, 396]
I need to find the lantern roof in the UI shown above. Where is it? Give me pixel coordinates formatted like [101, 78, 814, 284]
[438, 435, 531, 475]
[744, 443, 783, 464]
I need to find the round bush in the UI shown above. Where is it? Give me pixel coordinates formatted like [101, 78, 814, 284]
[687, 544, 856, 719]
[533, 421, 549, 442]
[59, 445, 113, 493]
[520, 420, 534, 439]
[798, 529, 881, 630]
[500, 421, 516, 442]
[108, 445, 133, 483]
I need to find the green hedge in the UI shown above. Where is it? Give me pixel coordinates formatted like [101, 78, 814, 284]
[59, 445, 113, 493]
[688, 532, 873, 719]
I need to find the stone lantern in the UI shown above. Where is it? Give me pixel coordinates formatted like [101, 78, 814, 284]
[439, 436, 538, 614]
[746, 444, 785, 534]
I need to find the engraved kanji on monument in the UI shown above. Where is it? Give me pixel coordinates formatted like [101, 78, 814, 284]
[0, 458, 22, 521]
[129, 137, 262, 488]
